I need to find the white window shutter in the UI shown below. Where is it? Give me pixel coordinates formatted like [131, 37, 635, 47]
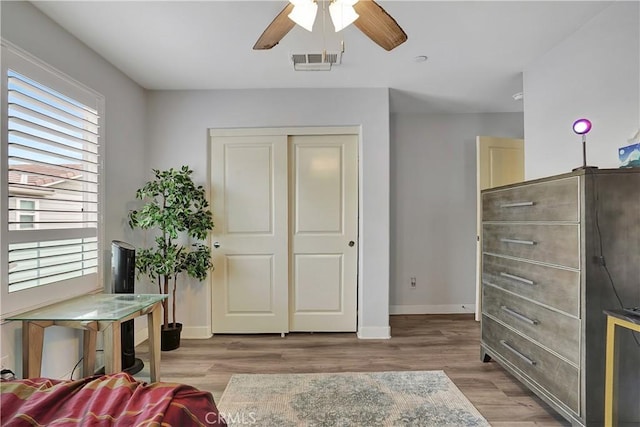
[2, 43, 105, 312]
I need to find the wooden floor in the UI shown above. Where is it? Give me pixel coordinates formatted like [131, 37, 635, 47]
[136, 314, 569, 426]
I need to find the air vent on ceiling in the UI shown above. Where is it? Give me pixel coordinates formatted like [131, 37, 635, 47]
[291, 51, 343, 71]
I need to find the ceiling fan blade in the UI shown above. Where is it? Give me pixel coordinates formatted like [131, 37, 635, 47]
[254, 3, 296, 50]
[353, 0, 407, 51]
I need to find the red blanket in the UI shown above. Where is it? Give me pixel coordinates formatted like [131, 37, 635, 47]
[1, 372, 226, 426]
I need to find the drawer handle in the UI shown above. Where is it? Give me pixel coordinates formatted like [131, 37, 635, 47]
[500, 340, 536, 365]
[500, 272, 535, 285]
[500, 238, 536, 245]
[501, 305, 539, 325]
[500, 201, 534, 208]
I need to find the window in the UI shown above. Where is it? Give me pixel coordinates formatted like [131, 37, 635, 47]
[1, 41, 104, 315]
[16, 199, 37, 230]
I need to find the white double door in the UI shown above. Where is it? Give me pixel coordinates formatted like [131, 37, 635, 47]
[210, 130, 358, 334]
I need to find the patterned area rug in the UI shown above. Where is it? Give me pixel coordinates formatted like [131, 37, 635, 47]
[217, 370, 490, 426]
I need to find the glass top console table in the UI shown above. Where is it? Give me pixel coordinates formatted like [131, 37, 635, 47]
[6, 294, 168, 382]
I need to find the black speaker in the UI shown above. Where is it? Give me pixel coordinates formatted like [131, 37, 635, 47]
[111, 240, 143, 375]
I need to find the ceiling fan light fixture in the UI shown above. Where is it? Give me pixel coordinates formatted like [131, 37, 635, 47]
[329, 0, 359, 32]
[288, 0, 318, 32]
[255, 0, 406, 52]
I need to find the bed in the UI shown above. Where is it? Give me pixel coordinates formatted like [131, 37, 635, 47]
[0, 372, 227, 426]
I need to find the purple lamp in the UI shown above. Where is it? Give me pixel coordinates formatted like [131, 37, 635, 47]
[572, 118, 597, 170]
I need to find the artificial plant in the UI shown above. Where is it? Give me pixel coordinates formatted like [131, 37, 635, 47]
[128, 166, 214, 330]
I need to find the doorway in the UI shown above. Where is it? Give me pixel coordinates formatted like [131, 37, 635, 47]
[475, 136, 524, 320]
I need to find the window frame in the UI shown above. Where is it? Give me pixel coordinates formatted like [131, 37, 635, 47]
[1, 40, 105, 317]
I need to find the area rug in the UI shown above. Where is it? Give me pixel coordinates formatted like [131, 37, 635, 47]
[217, 370, 490, 426]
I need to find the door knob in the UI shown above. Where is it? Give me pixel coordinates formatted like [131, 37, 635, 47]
[348, 241, 355, 247]
[213, 242, 221, 249]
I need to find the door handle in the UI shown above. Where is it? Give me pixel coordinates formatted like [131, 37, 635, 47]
[213, 242, 221, 249]
[348, 241, 355, 247]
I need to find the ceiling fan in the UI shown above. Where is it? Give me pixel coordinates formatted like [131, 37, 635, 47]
[253, 0, 408, 52]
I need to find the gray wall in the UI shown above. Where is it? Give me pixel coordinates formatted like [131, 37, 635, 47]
[390, 113, 524, 314]
[145, 88, 392, 339]
[0, 1, 147, 378]
[524, 1, 639, 179]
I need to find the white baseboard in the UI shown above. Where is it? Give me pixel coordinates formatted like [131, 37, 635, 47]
[389, 304, 476, 315]
[135, 326, 211, 344]
[181, 326, 211, 339]
[357, 326, 391, 339]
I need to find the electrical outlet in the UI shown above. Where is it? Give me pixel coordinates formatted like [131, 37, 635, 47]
[410, 277, 417, 288]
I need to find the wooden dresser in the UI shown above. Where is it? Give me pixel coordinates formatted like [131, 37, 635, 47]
[480, 168, 640, 426]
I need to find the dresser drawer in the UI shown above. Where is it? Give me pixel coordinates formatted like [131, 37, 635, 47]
[482, 254, 579, 316]
[482, 284, 580, 365]
[482, 315, 579, 413]
[483, 224, 580, 269]
[482, 176, 579, 222]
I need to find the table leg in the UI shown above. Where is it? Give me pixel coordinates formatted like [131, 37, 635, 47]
[604, 316, 616, 427]
[22, 321, 52, 379]
[147, 303, 161, 382]
[83, 326, 98, 377]
[103, 321, 122, 374]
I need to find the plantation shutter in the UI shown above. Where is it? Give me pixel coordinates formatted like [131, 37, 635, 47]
[6, 69, 100, 293]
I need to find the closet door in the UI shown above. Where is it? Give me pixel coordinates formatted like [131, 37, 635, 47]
[211, 135, 289, 333]
[289, 135, 358, 332]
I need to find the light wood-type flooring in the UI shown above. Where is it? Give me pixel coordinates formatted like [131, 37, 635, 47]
[136, 314, 569, 426]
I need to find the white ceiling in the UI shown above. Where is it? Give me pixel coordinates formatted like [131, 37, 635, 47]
[31, 0, 612, 114]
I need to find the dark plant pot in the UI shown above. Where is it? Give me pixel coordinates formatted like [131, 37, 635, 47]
[161, 323, 183, 351]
